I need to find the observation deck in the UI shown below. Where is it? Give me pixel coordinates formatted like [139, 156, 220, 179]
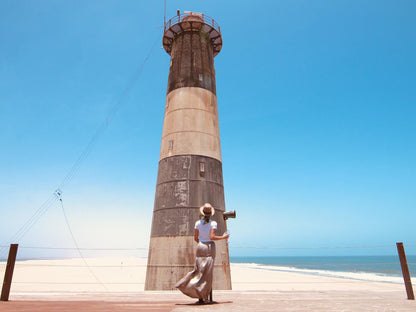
[163, 12, 222, 56]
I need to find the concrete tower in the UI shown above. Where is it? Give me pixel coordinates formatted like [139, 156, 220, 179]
[145, 12, 231, 290]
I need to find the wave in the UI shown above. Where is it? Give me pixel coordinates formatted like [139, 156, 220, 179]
[231, 262, 404, 284]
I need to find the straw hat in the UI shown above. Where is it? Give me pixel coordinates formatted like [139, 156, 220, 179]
[200, 203, 215, 216]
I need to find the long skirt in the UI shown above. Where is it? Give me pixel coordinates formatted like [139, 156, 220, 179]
[175, 241, 216, 299]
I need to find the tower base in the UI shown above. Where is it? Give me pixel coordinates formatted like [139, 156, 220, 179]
[145, 236, 231, 290]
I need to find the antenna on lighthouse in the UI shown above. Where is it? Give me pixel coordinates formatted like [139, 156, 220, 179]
[163, 0, 166, 30]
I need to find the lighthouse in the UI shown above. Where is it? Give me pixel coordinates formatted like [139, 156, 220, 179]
[145, 11, 231, 290]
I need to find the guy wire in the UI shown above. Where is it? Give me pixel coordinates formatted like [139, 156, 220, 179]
[59, 196, 108, 291]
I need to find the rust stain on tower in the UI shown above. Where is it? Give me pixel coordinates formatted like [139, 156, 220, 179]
[145, 11, 231, 290]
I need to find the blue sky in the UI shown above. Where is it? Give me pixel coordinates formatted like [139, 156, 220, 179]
[1, 0, 415, 258]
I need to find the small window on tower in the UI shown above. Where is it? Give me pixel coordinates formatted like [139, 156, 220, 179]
[168, 140, 174, 150]
[199, 161, 205, 177]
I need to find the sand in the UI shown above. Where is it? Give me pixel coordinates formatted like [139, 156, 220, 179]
[0, 257, 406, 293]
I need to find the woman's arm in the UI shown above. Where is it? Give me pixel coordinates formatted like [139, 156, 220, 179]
[194, 229, 199, 243]
[210, 228, 230, 241]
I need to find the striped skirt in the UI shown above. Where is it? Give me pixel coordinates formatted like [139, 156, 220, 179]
[175, 241, 216, 299]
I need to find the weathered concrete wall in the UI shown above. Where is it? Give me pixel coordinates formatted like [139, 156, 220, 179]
[151, 155, 226, 237]
[145, 236, 231, 290]
[167, 31, 216, 94]
[160, 87, 221, 162]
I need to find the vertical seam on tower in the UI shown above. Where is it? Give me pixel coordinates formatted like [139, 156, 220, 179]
[200, 29, 204, 89]
[190, 31, 193, 85]
[179, 34, 184, 88]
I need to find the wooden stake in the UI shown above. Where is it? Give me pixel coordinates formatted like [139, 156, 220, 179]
[396, 242, 414, 300]
[1, 244, 18, 301]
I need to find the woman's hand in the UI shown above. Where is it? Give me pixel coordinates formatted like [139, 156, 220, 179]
[222, 233, 230, 240]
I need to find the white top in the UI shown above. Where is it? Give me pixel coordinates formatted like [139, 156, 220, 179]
[195, 219, 217, 243]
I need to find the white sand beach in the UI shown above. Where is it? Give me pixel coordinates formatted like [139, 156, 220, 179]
[0, 257, 407, 294]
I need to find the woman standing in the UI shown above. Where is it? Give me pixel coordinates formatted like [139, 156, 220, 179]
[176, 203, 230, 303]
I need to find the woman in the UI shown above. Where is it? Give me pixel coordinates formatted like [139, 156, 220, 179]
[176, 203, 230, 303]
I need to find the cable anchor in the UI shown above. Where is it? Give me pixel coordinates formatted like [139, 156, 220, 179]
[54, 189, 63, 202]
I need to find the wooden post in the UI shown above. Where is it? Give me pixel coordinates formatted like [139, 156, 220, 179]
[396, 242, 414, 300]
[1, 244, 18, 301]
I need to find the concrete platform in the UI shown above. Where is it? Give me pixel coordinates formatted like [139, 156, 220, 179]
[1, 290, 415, 312]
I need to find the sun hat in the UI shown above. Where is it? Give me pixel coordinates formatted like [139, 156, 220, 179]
[200, 203, 215, 216]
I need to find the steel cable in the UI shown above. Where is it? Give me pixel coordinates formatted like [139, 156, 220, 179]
[59, 198, 108, 291]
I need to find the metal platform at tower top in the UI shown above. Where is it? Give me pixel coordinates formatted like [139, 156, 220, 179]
[163, 12, 222, 56]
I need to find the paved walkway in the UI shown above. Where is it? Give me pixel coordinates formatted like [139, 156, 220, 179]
[1, 290, 415, 312]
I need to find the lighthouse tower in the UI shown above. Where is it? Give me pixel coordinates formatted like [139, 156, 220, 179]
[145, 12, 231, 290]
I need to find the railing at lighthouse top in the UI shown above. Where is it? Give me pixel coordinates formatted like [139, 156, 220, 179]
[163, 11, 223, 56]
[164, 12, 221, 33]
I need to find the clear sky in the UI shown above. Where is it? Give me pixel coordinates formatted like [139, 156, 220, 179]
[1, 0, 415, 259]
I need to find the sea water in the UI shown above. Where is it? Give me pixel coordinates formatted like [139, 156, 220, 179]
[230, 256, 416, 284]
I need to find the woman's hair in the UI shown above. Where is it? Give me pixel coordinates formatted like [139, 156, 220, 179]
[202, 213, 211, 224]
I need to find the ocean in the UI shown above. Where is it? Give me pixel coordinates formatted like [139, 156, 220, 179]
[230, 255, 416, 284]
